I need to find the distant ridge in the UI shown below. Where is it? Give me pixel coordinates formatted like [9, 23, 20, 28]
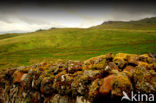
[91, 17, 156, 30]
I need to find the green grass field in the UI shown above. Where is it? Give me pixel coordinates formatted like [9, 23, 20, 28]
[0, 17, 156, 69]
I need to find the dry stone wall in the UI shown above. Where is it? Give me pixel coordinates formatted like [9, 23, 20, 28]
[0, 53, 156, 103]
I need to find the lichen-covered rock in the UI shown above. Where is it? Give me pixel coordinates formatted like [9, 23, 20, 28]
[76, 96, 90, 103]
[149, 63, 156, 71]
[83, 70, 103, 80]
[126, 54, 139, 66]
[148, 53, 156, 63]
[139, 54, 153, 63]
[137, 61, 149, 69]
[71, 69, 103, 97]
[68, 60, 83, 73]
[0, 52, 155, 103]
[53, 73, 74, 95]
[47, 94, 71, 103]
[13, 70, 25, 83]
[59, 95, 69, 103]
[0, 88, 4, 103]
[0, 72, 5, 88]
[113, 53, 128, 69]
[133, 66, 156, 93]
[88, 78, 103, 101]
[53, 61, 68, 74]
[33, 73, 44, 90]
[50, 94, 60, 103]
[83, 53, 113, 70]
[30, 91, 42, 103]
[22, 72, 33, 90]
[107, 62, 119, 71]
[72, 71, 83, 77]
[3, 68, 16, 85]
[123, 66, 135, 74]
[99, 75, 115, 95]
[71, 73, 90, 96]
[40, 76, 54, 94]
[111, 71, 133, 96]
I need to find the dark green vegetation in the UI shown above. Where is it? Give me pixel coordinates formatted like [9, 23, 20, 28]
[0, 33, 22, 40]
[0, 17, 156, 69]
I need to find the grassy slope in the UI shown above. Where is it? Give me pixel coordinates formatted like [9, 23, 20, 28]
[0, 33, 22, 40]
[0, 17, 156, 69]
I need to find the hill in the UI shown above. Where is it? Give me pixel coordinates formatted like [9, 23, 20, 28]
[0, 17, 156, 69]
[91, 17, 156, 30]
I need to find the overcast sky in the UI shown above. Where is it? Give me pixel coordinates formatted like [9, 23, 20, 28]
[0, 1, 156, 34]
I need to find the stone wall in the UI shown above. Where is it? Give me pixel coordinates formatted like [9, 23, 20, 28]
[0, 53, 156, 103]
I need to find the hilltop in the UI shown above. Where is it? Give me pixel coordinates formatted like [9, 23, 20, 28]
[0, 17, 156, 69]
[91, 17, 156, 30]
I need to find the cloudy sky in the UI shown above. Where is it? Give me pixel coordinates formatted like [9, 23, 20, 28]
[0, 1, 156, 34]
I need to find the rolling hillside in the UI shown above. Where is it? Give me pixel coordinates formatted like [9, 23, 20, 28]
[0, 17, 156, 69]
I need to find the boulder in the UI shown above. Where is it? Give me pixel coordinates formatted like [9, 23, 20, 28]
[59, 95, 69, 103]
[149, 63, 156, 71]
[99, 75, 115, 95]
[126, 54, 139, 66]
[71, 70, 102, 96]
[113, 53, 128, 69]
[22, 72, 33, 90]
[40, 77, 54, 94]
[137, 61, 149, 69]
[76, 96, 90, 103]
[71, 74, 89, 96]
[139, 54, 153, 63]
[124, 65, 136, 74]
[88, 78, 102, 101]
[83, 53, 113, 70]
[133, 66, 156, 93]
[53, 73, 74, 95]
[111, 72, 133, 96]
[13, 71, 25, 83]
[68, 60, 83, 73]
[108, 62, 119, 71]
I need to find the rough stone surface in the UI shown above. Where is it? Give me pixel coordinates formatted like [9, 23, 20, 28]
[0, 53, 156, 103]
[99, 75, 115, 95]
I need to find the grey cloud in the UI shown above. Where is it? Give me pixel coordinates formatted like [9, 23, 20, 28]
[0, 7, 50, 25]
